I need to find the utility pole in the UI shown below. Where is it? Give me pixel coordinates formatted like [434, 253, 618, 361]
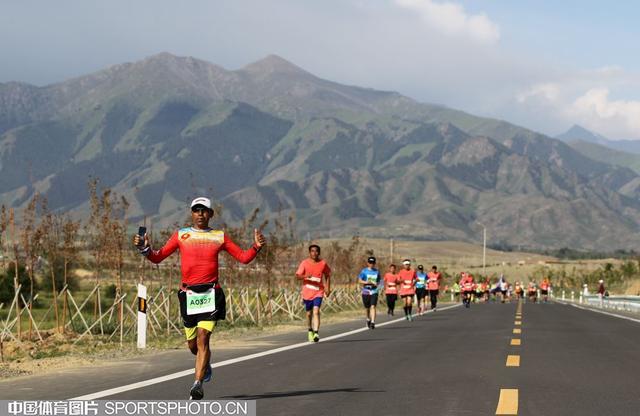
[476, 222, 486, 276]
[390, 238, 394, 263]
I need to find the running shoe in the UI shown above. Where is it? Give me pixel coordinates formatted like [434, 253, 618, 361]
[408, 314, 413, 322]
[190, 381, 204, 400]
[203, 363, 212, 383]
[313, 332, 320, 342]
[366, 319, 371, 329]
[308, 330, 314, 342]
[370, 322, 375, 330]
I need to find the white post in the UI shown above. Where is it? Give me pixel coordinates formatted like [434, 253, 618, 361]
[562, 290, 565, 301]
[476, 222, 486, 276]
[483, 227, 486, 276]
[390, 238, 394, 263]
[137, 284, 147, 349]
[579, 293, 583, 304]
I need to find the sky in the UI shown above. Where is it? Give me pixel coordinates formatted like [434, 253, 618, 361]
[1, 0, 640, 140]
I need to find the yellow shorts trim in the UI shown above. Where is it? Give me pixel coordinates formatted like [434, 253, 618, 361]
[184, 321, 216, 340]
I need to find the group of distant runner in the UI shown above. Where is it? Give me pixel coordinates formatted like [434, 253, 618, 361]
[355, 257, 443, 325]
[452, 274, 553, 306]
[132, 196, 553, 400]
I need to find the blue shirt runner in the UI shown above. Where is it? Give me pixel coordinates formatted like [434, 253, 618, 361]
[358, 268, 382, 295]
[416, 272, 427, 289]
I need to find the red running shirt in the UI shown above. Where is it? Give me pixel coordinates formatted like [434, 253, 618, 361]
[427, 272, 442, 290]
[460, 276, 475, 292]
[146, 227, 259, 287]
[398, 269, 417, 296]
[384, 273, 401, 295]
[296, 258, 331, 300]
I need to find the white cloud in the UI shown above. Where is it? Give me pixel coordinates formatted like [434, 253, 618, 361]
[570, 88, 640, 136]
[516, 83, 561, 104]
[394, 0, 500, 44]
[514, 70, 640, 140]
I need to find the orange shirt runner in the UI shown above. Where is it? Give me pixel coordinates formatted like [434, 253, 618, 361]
[384, 273, 401, 294]
[398, 269, 417, 296]
[427, 271, 441, 291]
[296, 258, 331, 300]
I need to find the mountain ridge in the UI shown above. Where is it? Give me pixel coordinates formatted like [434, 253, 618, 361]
[2, 52, 640, 250]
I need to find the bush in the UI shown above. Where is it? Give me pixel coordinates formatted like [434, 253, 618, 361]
[104, 283, 117, 299]
[40, 259, 79, 292]
[0, 262, 34, 304]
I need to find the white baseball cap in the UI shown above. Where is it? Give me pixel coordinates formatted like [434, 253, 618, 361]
[190, 197, 212, 210]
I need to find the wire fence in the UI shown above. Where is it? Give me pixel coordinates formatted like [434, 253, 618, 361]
[0, 283, 376, 358]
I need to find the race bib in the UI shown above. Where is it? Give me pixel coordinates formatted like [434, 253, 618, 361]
[367, 274, 378, 284]
[186, 288, 216, 315]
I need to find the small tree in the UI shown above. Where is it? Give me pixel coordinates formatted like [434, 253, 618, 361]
[37, 197, 64, 333]
[22, 195, 40, 338]
[61, 215, 80, 330]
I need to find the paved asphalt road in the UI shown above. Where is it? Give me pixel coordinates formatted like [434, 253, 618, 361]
[2, 301, 639, 415]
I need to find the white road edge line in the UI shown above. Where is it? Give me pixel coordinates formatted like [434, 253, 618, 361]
[71, 303, 462, 399]
[556, 300, 640, 324]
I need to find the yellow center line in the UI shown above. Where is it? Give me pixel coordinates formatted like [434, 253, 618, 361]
[513, 328, 521, 334]
[506, 355, 520, 367]
[510, 338, 521, 346]
[514, 321, 521, 325]
[496, 389, 518, 415]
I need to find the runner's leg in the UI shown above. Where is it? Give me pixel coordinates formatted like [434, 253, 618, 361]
[195, 327, 212, 381]
[306, 309, 313, 331]
[188, 338, 198, 355]
[312, 305, 321, 332]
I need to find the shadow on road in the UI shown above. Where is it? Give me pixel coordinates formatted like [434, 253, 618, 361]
[222, 387, 384, 400]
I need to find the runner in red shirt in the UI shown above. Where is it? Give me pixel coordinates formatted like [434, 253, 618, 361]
[460, 272, 476, 308]
[540, 278, 551, 303]
[384, 264, 401, 316]
[427, 265, 442, 311]
[296, 244, 331, 342]
[133, 197, 265, 400]
[398, 259, 417, 321]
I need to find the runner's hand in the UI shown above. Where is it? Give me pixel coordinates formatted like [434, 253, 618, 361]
[133, 233, 149, 249]
[254, 228, 266, 247]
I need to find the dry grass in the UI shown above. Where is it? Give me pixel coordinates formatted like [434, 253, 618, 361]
[315, 238, 637, 290]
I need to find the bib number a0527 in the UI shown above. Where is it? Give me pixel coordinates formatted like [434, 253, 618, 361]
[186, 288, 216, 315]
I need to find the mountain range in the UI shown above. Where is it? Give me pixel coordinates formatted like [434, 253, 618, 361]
[2, 52, 640, 250]
[557, 124, 640, 155]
